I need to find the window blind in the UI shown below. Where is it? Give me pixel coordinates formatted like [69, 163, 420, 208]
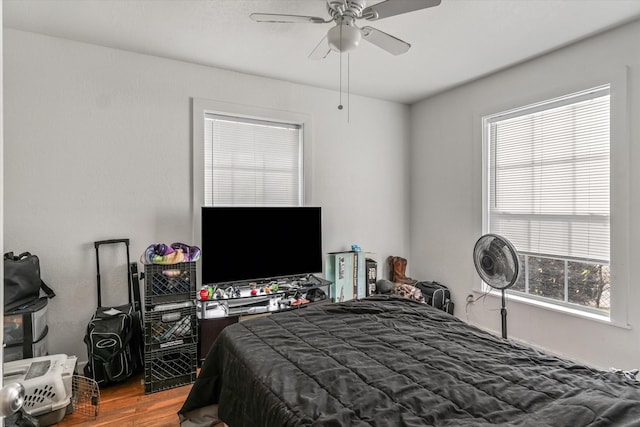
[204, 114, 302, 206]
[487, 86, 610, 263]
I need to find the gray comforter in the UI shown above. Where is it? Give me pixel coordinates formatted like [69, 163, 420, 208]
[179, 296, 640, 426]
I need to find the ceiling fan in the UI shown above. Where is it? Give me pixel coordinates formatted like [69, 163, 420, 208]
[250, 0, 442, 59]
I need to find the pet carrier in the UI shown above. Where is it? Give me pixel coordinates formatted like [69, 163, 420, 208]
[3, 354, 77, 426]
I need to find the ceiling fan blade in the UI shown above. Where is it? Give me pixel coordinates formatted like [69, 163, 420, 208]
[309, 36, 332, 60]
[360, 26, 410, 55]
[362, 0, 441, 21]
[250, 13, 330, 24]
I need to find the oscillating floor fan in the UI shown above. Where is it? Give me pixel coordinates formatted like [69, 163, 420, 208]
[473, 234, 520, 339]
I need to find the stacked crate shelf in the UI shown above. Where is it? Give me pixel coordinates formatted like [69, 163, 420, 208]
[143, 262, 198, 394]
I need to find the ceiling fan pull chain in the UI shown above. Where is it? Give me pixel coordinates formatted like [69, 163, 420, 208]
[338, 48, 343, 110]
[347, 52, 350, 123]
[338, 24, 342, 110]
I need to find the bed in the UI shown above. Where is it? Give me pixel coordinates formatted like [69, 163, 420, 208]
[179, 295, 640, 426]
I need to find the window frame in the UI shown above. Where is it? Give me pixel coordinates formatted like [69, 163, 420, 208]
[192, 98, 313, 248]
[477, 68, 630, 327]
[484, 85, 611, 314]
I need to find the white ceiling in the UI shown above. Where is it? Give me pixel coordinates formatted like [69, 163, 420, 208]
[4, 0, 640, 104]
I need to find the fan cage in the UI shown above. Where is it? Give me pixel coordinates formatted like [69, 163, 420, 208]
[473, 233, 520, 290]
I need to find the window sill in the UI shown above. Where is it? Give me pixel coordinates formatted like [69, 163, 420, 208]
[471, 289, 631, 330]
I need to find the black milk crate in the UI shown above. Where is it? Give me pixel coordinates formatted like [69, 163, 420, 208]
[144, 305, 198, 352]
[144, 262, 196, 306]
[144, 343, 197, 394]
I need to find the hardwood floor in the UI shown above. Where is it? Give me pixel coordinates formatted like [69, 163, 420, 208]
[52, 373, 193, 427]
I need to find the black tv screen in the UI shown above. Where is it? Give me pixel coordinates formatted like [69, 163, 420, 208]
[201, 206, 323, 284]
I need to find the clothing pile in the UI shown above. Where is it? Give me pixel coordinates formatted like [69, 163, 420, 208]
[387, 255, 423, 302]
[140, 243, 201, 265]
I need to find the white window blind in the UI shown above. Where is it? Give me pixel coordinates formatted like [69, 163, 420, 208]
[204, 114, 302, 206]
[486, 86, 610, 263]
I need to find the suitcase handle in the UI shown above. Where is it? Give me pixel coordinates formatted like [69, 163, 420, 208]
[94, 239, 137, 309]
[95, 238, 130, 248]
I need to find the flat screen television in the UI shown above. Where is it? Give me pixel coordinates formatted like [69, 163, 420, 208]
[201, 206, 323, 284]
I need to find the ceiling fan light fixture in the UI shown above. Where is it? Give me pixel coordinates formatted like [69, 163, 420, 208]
[327, 23, 361, 52]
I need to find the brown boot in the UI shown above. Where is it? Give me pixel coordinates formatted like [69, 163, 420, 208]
[387, 256, 398, 281]
[392, 256, 417, 285]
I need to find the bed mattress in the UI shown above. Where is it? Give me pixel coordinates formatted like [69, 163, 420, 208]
[180, 296, 640, 426]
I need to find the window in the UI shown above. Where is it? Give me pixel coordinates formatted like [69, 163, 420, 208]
[204, 114, 303, 207]
[192, 99, 312, 253]
[483, 85, 611, 315]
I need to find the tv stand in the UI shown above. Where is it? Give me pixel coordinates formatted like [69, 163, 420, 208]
[197, 274, 331, 363]
[197, 274, 330, 318]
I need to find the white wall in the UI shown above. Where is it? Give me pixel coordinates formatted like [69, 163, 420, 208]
[1, 0, 5, 386]
[2, 29, 411, 363]
[410, 20, 640, 370]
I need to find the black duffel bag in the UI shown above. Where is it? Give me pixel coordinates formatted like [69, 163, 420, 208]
[4, 252, 55, 311]
[415, 281, 454, 315]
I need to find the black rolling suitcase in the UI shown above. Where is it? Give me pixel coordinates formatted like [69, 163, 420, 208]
[415, 281, 454, 315]
[84, 239, 144, 387]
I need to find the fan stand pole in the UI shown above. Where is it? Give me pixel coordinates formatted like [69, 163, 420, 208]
[501, 289, 507, 339]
